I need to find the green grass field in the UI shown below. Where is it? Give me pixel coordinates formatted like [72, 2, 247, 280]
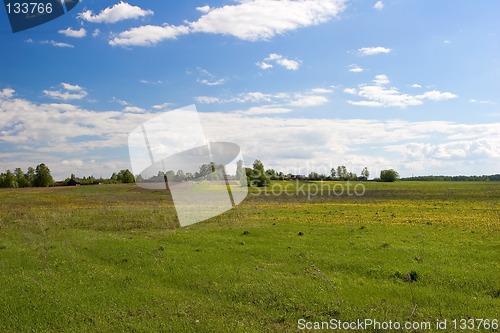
[0, 181, 499, 332]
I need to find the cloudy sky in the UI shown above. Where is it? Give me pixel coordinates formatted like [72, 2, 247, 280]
[1, 0, 499, 179]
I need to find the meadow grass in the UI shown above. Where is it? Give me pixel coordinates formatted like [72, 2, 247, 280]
[0, 182, 498, 332]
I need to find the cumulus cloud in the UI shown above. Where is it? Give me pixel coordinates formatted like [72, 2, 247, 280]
[196, 5, 211, 13]
[349, 64, 364, 73]
[411, 84, 422, 88]
[373, 74, 390, 85]
[108, 0, 345, 47]
[78, 1, 153, 24]
[189, 0, 346, 41]
[386, 140, 499, 161]
[256, 61, 273, 70]
[310, 88, 333, 94]
[358, 46, 391, 56]
[43, 83, 88, 100]
[257, 53, 301, 71]
[417, 90, 458, 101]
[109, 24, 190, 47]
[374, 1, 384, 10]
[289, 95, 328, 107]
[195, 87, 333, 106]
[58, 27, 87, 38]
[1, 92, 498, 178]
[345, 75, 457, 108]
[123, 106, 146, 113]
[0, 88, 15, 99]
[61, 83, 84, 91]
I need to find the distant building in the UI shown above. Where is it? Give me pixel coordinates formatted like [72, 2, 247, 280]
[66, 179, 81, 186]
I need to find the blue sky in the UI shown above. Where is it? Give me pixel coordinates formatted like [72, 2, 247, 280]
[1, 0, 499, 179]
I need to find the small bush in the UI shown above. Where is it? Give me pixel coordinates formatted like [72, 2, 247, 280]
[380, 169, 400, 182]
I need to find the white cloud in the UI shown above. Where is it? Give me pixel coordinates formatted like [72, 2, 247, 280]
[374, 1, 384, 10]
[257, 53, 301, 71]
[41, 40, 74, 48]
[373, 74, 390, 86]
[78, 1, 153, 24]
[62, 159, 84, 167]
[25, 38, 33, 43]
[195, 96, 220, 104]
[289, 95, 328, 107]
[1, 92, 499, 178]
[108, 0, 345, 47]
[310, 88, 333, 94]
[417, 90, 458, 101]
[61, 83, 84, 91]
[152, 102, 172, 110]
[0, 88, 15, 99]
[196, 5, 211, 13]
[256, 61, 273, 70]
[139, 79, 163, 85]
[469, 99, 496, 105]
[58, 27, 87, 38]
[195, 67, 226, 86]
[358, 46, 391, 56]
[196, 87, 334, 106]
[123, 106, 146, 113]
[109, 24, 190, 47]
[411, 84, 422, 88]
[112, 97, 129, 106]
[236, 106, 293, 115]
[189, 0, 346, 41]
[345, 75, 457, 108]
[236, 92, 273, 103]
[349, 64, 364, 73]
[92, 29, 101, 38]
[197, 79, 225, 86]
[386, 140, 499, 161]
[343, 88, 357, 95]
[267, 53, 301, 70]
[43, 83, 88, 100]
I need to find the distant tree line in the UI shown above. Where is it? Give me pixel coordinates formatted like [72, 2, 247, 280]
[401, 174, 500, 182]
[137, 162, 238, 183]
[0, 164, 54, 188]
[3, 162, 495, 189]
[0, 164, 136, 188]
[246, 160, 375, 186]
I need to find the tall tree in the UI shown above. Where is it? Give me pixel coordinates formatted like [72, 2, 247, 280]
[361, 167, 370, 179]
[1, 170, 18, 188]
[248, 160, 269, 187]
[25, 167, 35, 186]
[33, 163, 54, 187]
[15, 168, 29, 187]
[330, 167, 336, 179]
[235, 160, 244, 180]
[337, 165, 348, 180]
[117, 169, 135, 183]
